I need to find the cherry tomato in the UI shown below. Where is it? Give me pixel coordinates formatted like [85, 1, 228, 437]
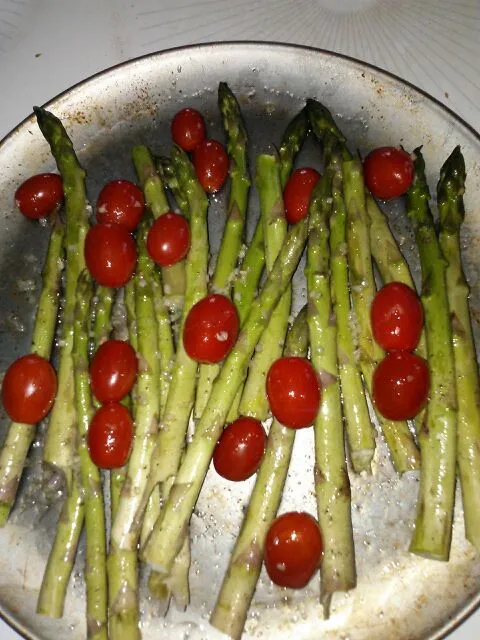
[363, 146, 414, 200]
[15, 173, 63, 219]
[264, 511, 323, 589]
[183, 294, 239, 364]
[193, 139, 229, 193]
[371, 282, 424, 352]
[171, 107, 206, 152]
[87, 402, 134, 469]
[84, 223, 136, 288]
[283, 167, 321, 224]
[266, 357, 321, 429]
[373, 351, 429, 421]
[2, 354, 57, 424]
[90, 340, 138, 403]
[213, 417, 266, 481]
[96, 180, 145, 231]
[146, 212, 190, 267]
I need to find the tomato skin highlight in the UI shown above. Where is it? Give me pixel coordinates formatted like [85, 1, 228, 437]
[15, 173, 63, 219]
[283, 167, 321, 224]
[90, 340, 138, 403]
[2, 354, 57, 424]
[183, 294, 239, 364]
[373, 351, 430, 421]
[371, 281, 424, 352]
[193, 139, 229, 193]
[171, 107, 206, 152]
[213, 417, 266, 481]
[87, 402, 134, 469]
[264, 511, 323, 589]
[84, 223, 137, 288]
[96, 179, 145, 231]
[266, 357, 321, 429]
[363, 146, 414, 200]
[146, 212, 190, 267]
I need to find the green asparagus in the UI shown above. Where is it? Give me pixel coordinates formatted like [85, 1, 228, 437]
[211, 307, 309, 639]
[142, 215, 309, 575]
[238, 153, 291, 420]
[408, 148, 457, 560]
[140, 145, 208, 608]
[437, 147, 479, 549]
[72, 272, 107, 640]
[306, 168, 356, 613]
[108, 220, 159, 638]
[34, 107, 90, 490]
[0, 217, 65, 525]
[133, 144, 186, 308]
[343, 157, 420, 472]
[307, 97, 376, 473]
[195, 82, 250, 419]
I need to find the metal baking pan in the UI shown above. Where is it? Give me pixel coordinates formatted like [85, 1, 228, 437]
[0, 42, 479, 640]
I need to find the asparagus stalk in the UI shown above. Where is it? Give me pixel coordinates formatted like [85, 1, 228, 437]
[439, 148, 480, 526]
[238, 154, 291, 420]
[132, 144, 185, 307]
[124, 280, 138, 352]
[140, 268, 175, 549]
[34, 107, 90, 490]
[343, 157, 420, 472]
[72, 272, 107, 640]
[142, 145, 209, 608]
[37, 485, 84, 617]
[308, 97, 376, 472]
[142, 215, 309, 574]
[92, 285, 114, 349]
[437, 147, 480, 551]
[195, 82, 250, 419]
[408, 148, 457, 560]
[156, 155, 190, 218]
[0, 217, 65, 525]
[232, 108, 309, 328]
[109, 291, 132, 522]
[365, 193, 427, 434]
[227, 109, 309, 423]
[306, 168, 356, 613]
[232, 220, 265, 327]
[328, 145, 376, 472]
[211, 307, 309, 639]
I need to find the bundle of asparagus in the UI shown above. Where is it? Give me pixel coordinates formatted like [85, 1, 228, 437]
[0, 79, 479, 640]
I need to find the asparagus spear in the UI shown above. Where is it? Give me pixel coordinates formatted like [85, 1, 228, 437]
[308, 101, 376, 473]
[211, 307, 309, 639]
[195, 82, 250, 419]
[124, 280, 138, 352]
[142, 215, 309, 574]
[109, 290, 132, 522]
[306, 168, 356, 613]
[232, 108, 309, 327]
[132, 144, 185, 308]
[0, 217, 65, 525]
[34, 107, 90, 491]
[437, 147, 479, 548]
[37, 486, 84, 617]
[365, 193, 427, 435]
[72, 272, 107, 640]
[141, 145, 209, 608]
[343, 157, 420, 472]
[408, 148, 457, 560]
[108, 220, 159, 638]
[156, 155, 190, 218]
[227, 108, 309, 423]
[238, 154, 291, 420]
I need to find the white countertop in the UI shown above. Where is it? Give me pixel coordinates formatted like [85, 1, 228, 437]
[1, 0, 479, 638]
